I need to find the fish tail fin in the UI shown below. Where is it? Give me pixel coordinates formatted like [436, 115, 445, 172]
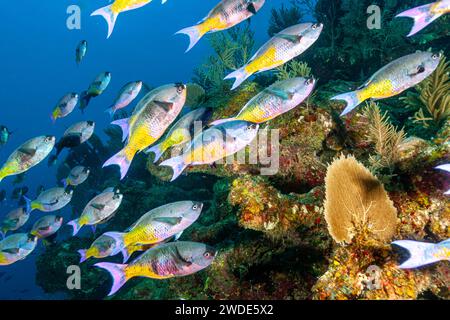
[23, 196, 31, 214]
[162, 0, 168, 3]
[175, 25, 205, 52]
[105, 106, 116, 119]
[110, 118, 130, 142]
[159, 155, 188, 182]
[78, 249, 89, 263]
[121, 245, 139, 264]
[209, 118, 237, 126]
[91, 4, 119, 39]
[145, 143, 168, 163]
[331, 90, 364, 116]
[94, 262, 128, 296]
[392, 240, 438, 269]
[30, 201, 43, 212]
[0, 229, 5, 240]
[103, 146, 136, 180]
[396, 3, 443, 37]
[67, 218, 83, 236]
[103, 231, 127, 248]
[61, 178, 68, 188]
[224, 67, 251, 90]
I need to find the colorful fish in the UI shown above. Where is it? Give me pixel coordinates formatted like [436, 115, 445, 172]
[0, 233, 37, 266]
[146, 107, 212, 163]
[176, 0, 266, 52]
[51, 93, 79, 122]
[78, 234, 122, 263]
[160, 120, 259, 181]
[105, 81, 143, 118]
[332, 51, 442, 116]
[29, 187, 73, 212]
[211, 77, 315, 126]
[0, 126, 12, 146]
[225, 23, 323, 90]
[95, 241, 216, 296]
[91, 0, 153, 38]
[63, 166, 90, 187]
[396, 0, 450, 37]
[0, 135, 55, 183]
[0, 201, 31, 239]
[80, 72, 112, 112]
[392, 238, 450, 269]
[76, 40, 88, 65]
[103, 83, 187, 180]
[67, 188, 123, 236]
[31, 215, 63, 239]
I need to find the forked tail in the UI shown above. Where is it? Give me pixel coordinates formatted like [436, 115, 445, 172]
[396, 3, 444, 37]
[94, 262, 129, 296]
[103, 146, 136, 180]
[91, 4, 119, 39]
[224, 67, 252, 90]
[392, 240, 438, 269]
[331, 90, 364, 116]
[175, 25, 206, 52]
[159, 155, 189, 182]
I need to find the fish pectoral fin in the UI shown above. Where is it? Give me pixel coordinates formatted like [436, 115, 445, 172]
[274, 33, 302, 43]
[408, 64, 425, 77]
[38, 226, 52, 231]
[18, 147, 37, 157]
[266, 88, 292, 100]
[153, 217, 182, 226]
[2, 248, 20, 255]
[154, 100, 175, 112]
[173, 246, 193, 267]
[90, 203, 106, 211]
[43, 199, 59, 207]
[247, 3, 257, 14]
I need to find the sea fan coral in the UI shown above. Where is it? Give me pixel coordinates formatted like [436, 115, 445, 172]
[324, 155, 397, 245]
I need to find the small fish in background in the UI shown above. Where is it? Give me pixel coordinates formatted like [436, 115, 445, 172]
[0, 190, 6, 204]
[176, 0, 266, 52]
[146, 107, 212, 163]
[0, 201, 32, 239]
[76, 40, 88, 65]
[0, 233, 38, 266]
[67, 188, 123, 236]
[51, 93, 79, 123]
[225, 23, 323, 90]
[160, 120, 259, 181]
[331, 51, 442, 116]
[30, 215, 63, 239]
[78, 233, 122, 263]
[95, 241, 216, 296]
[104, 83, 187, 180]
[211, 77, 316, 126]
[0, 126, 12, 147]
[80, 72, 112, 112]
[0, 135, 55, 183]
[11, 186, 29, 200]
[435, 164, 450, 195]
[48, 121, 95, 166]
[392, 238, 450, 269]
[105, 201, 203, 262]
[91, 0, 153, 39]
[396, 0, 450, 37]
[63, 166, 90, 187]
[105, 81, 143, 118]
[28, 187, 73, 212]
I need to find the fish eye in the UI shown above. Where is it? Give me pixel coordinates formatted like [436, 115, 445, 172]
[312, 24, 318, 30]
[203, 252, 211, 258]
[432, 53, 440, 60]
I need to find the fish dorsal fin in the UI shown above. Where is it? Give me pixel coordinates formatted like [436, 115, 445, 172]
[90, 203, 105, 211]
[153, 217, 182, 226]
[154, 101, 174, 112]
[274, 33, 302, 43]
[18, 147, 36, 157]
[247, 2, 257, 14]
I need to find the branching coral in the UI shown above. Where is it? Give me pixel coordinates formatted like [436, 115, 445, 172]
[268, 1, 304, 36]
[324, 155, 398, 245]
[276, 60, 312, 81]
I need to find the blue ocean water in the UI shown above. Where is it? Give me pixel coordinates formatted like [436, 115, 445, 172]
[0, 0, 309, 300]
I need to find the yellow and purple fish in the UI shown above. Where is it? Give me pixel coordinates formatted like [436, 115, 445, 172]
[146, 107, 212, 163]
[392, 238, 450, 269]
[105, 81, 143, 118]
[176, 0, 266, 52]
[0, 135, 55, 183]
[225, 23, 323, 90]
[211, 77, 315, 126]
[68, 188, 123, 236]
[332, 51, 442, 116]
[104, 83, 187, 180]
[0, 201, 31, 239]
[31, 215, 63, 239]
[91, 0, 153, 38]
[51, 93, 79, 123]
[160, 120, 259, 181]
[0, 233, 37, 266]
[95, 241, 216, 296]
[396, 0, 450, 37]
[63, 166, 90, 187]
[29, 187, 73, 212]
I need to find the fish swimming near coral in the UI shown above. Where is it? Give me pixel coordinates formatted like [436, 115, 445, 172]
[211, 77, 316, 126]
[95, 241, 216, 296]
[225, 23, 323, 90]
[0, 135, 55, 183]
[63, 166, 90, 187]
[0, 126, 12, 147]
[160, 120, 259, 181]
[392, 238, 450, 269]
[0, 233, 37, 266]
[176, 0, 266, 52]
[435, 164, 450, 195]
[78, 233, 123, 263]
[48, 121, 95, 166]
[67, 188, 123, 236]
[105, 81, 143, 118]
[104, 83, 187, 180]
[332, 51, 442, 116]
[91, 0, 153, 39]
[104, 201, 204, 262]
[28, 187, 73, 212]
[0, 201, 31, 239]
[30, 215, 63, 239]
[51, 93, 79, 122]
[76, 40, 88, 65]
[396, 0, 450, 37]
[146, 107, 212, 163]
[80, 72, 112, 112]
